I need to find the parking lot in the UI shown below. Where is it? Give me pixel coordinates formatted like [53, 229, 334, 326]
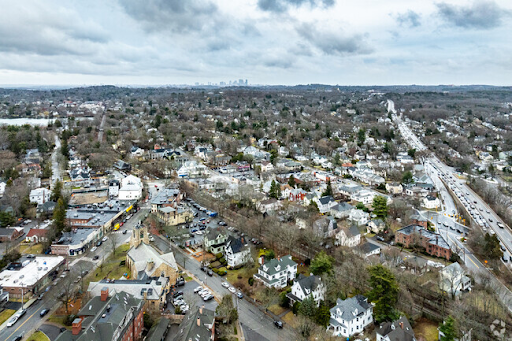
[165, 275, 218, 314]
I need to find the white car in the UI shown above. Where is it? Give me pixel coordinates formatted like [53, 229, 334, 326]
[221, 282, 230, 288]
[6, 315, 19, 327]
[90, 246, 97, 252]
[228, 287, 236, 294]
[194, 286, 203, 293]
[102, 236, 108, 242]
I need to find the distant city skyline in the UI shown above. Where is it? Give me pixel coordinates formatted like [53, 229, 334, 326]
[0, 0, 511, 86]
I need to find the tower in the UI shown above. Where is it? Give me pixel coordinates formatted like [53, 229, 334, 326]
[130, 225, 150, 248]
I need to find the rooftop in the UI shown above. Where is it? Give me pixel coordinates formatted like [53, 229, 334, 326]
[0, 256, 64, 288]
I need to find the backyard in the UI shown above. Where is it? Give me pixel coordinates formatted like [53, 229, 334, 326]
[26, 331, 50, 341]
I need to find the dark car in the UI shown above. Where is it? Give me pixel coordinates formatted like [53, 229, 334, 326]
[200, 266, 206, 272]
[207, 269, 213, 277]
[176, 280, 185, 286]
[122, 230, 128, 234]
[40, 308, 50, 317]
[274, 321, 283, 329]
[96, 240, 102, 247]
[93, 255, 99, 260]
[13, 333, 24, 341]
[172, 291, 183, 298]
[60, 327, 67, 333]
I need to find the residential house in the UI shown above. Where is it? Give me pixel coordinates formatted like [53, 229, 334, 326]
[286, 274, 325, 307]
[0, 227, 24, 242]
[376, 316, 416, 341]
[257, 198, 282, 213]
[174, 306, 215, 341]
[29, 188, 51, 205]
[25, 229, 48, 243]
[259, 161, 274, 172]
[348, 209, 369, 226]
[386, 182, 403, 195]
[314, 217, 338, 238]
[36, 201, 56, 217]
[334, 225, 361, 247]
[254, 255, 297, 289]
[204, 228, 228, 254]
[327, 295, 373, 338]
[422, 195, 441, 209]
[119, 175, 143, 200]
[439, 262, 471, 297]
[330, 202, 354, 219]
[287, 188, 307, 202]
[114, 159, 132, 172]
[156, 207, 193, 226]
[54, 289, 144, 341]
[357, 242, 381, 258]
[395, 225, 452, 260]
[367, 219, 386, 234]
[108, 179, 120, 197]
[224, 236, 251, 268]
[314, 196, 337, 214]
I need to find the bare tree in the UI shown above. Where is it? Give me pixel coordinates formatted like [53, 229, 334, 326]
[109, 232, 120, 256]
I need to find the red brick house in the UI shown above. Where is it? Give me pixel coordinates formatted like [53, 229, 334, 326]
[25, 229, 49, 243]
[395, 224, 452, 260]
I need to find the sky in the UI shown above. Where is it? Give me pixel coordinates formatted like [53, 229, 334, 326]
[0, 0, 511, 86]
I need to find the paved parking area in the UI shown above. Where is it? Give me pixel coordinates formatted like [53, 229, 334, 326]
[166, 276, 217, 314]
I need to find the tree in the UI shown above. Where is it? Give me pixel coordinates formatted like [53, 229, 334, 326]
[357, 128, 366, 145]
[483, 233, 502, 259]
[216, 294, 238, 324]
[51, 180, 63, 202]
[321, 179, 333, 197]
[367, 265, 399, 323]
[439, 316, 456, 341]
[269, 180, 280, 199]
[402, 170, 414, 185]
[53, 198, 67, 233]
[372, 195, 388, 219]
[288, 175, 296, 187]
[315, 303, 330, 327]
[109, 232, 119, 256]
[310, 251, 333, 275]
[298, 295, 316, 317]
[407, 148, 416, 158]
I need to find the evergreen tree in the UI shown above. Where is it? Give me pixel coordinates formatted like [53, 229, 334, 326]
[484, 233, 503, 259]
[367, 265, 399, 323]
[53, 198, 67, 233]
[51, 180, 63, 202]
[322, 179, 333, 197]
[269, 180, 280, 199]
[298, 295, 317, 317]
[315, 303, 331, 327]
[288, 175, 296, 187]
[439, 316, 456, 341]
[372, 195, 388, 219]
[310, 251, 333, 275]
[402, 171, 414, 184]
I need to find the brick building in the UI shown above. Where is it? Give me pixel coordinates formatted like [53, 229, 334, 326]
[395, 225, 452, 260]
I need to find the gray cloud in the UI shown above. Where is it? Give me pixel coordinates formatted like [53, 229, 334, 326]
[436, 1, 507, 29]
[119, 0, 218, 33]
[258, 0, 335, 13]
[396, 10, 421, 28]
[296, 23, 372, 55]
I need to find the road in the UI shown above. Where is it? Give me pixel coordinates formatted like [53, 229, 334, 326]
[393, 110, 512, 312]
[0, 208, 146, 341]
[97, 112, 106, 142]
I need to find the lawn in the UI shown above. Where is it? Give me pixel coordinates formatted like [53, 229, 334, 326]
[47, 315, 67, 326]
[19, 243, 44, 255]
[268, 304, 287, 316]
[0, 309, 15, 326]
[26, 331, 50, 341]
[414, 318, 439, 341]
[281, 311, 299, 329]
[83, 244, 131, 289]
[226, 266, 257, 285]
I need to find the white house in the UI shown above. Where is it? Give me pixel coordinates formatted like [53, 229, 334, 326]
[335, 225, 361, 247]
[224, 236, 252, 268]
[327, 295, 373, 338]
[259, 161, 274, 172]
[287, 274, 325, 307]
[348, 209, 369, 226]
[254, 255, 297, 289]
[422, 195, 441, 209]
[108, 179, 120, 197]
[385, 182, 403, 195]
[367, 219, 386, 234]
[439, 262, 471, 297]
[358, 242, 381, 258]
[0, 181, 5, 198]
[314, 196, 337, 214]
[29, 188, 51, 205]
[376, 316, 416, 341]
[330, 202, 354, 219]
[119, 175, 143, 200]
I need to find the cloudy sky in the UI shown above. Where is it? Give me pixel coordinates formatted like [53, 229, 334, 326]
[0, 0, 510, 86]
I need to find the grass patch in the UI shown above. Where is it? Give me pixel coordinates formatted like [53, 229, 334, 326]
[26, 331, 50, 341]
[0, 309, 15, 326]
[19, 243, 44, 255]
[47, 315, 67, 326]
[268, 304, 287, 316]
[226, 266, 257, 285]
[281, 311, 299, 328]
[414, 318, 439, 341]
[83, 244, 131, 289]
[296, 264, 310, 276]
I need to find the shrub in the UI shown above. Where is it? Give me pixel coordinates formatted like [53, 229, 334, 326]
[248, 277, 254, 286]
[215, 252, 223, 259]
[219, 257, 226, 265]
[292, 301, 301, 315]
[279, 291, 290, 308]
[213, 268, 219, 274]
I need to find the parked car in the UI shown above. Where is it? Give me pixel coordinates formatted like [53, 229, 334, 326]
[173, 291, 184, 298]
[194, 286, 203, 293]
[102, 236, 108, 242]
[7, 315, 19, 327]
[274, 321, 283, 329]
[203, 294, 214, 301]
[13, 333, 24, 341]
[90, 246, 97, 252]
[93, 255, 99, 261]
[40, 308, 50, 317]
[221, 282, 230, 288]
[207, 269, 213, 277]
[176, 279, 185, 286]
[236, 292, 244, 299]
[96, 241, 102, 247]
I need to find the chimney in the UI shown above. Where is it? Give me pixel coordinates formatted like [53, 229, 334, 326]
[101, 287, 109, 301]
[72, 318, 82, 335]
[197, 317, 201, 327]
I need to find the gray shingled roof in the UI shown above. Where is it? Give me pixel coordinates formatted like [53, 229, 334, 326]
[259, 255, 296, 276]
[377, 316, 416, 341]
[330, 295, 371, 323]
[173, 307, 215, 341]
